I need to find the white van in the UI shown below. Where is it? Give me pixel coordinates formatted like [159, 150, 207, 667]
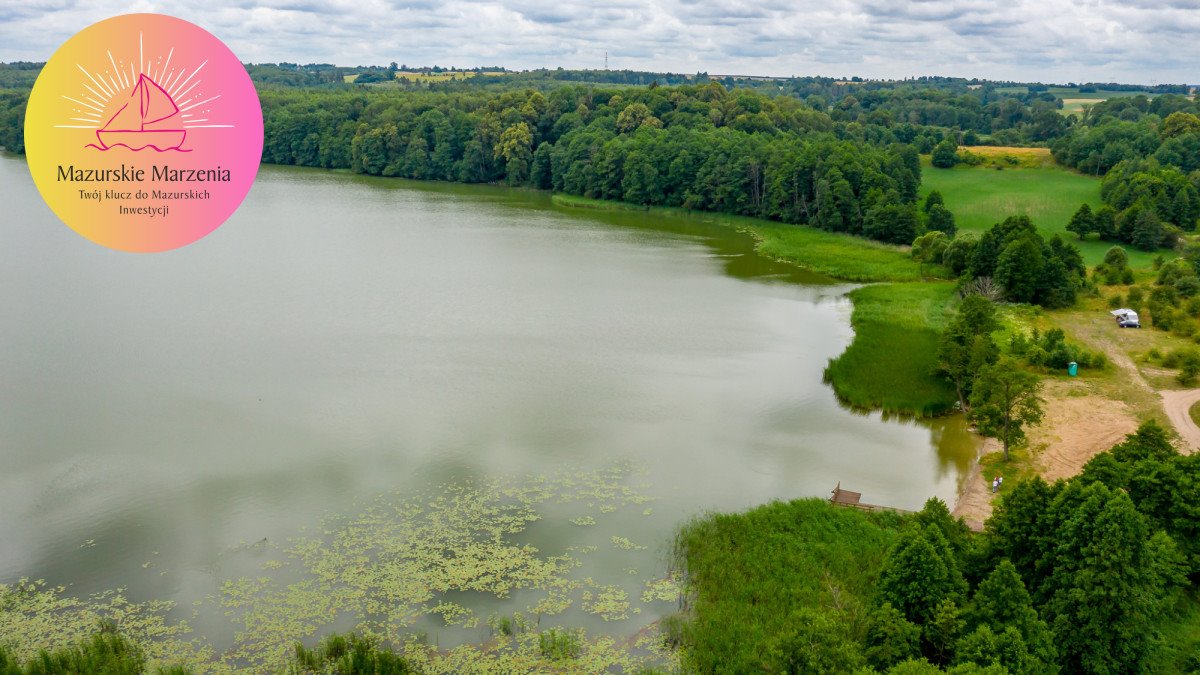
[1110, 308, 1140, 328]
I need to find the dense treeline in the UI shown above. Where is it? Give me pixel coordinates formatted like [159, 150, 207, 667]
[674, 421, 1200, 673]
[919, 214, 1085, 309]
[0, 89, 25, 153]
[257, 82, 942, 244]
[1054, 95, 1200, 251]
[1065, 159, 1200, 250]
[0, 62, 39, 89]
[825, 88, 1069, 144]
[245, 63, 347, 87]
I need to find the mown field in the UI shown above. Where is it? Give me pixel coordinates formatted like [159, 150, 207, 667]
[920, 157, 1166, 267]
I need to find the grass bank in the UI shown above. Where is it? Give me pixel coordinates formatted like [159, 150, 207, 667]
[553, 194, 957, 417]
[552, 193, 934, 282]
[824, 282, 960, 417]
[672, 498, 903, 672]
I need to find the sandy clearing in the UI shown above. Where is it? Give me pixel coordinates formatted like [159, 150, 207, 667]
[1035, 381, 1140, 481]
[953, 379, 1140, 528]
[1160, 389, 1200, 454]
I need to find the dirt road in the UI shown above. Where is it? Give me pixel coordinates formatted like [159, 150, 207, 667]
[1161, 389, 1200, 454]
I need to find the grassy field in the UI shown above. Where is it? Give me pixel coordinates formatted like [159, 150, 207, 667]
[921, 159, 1166, 268]
[824, 282, 960, 417]
[672, 498, 903, 673]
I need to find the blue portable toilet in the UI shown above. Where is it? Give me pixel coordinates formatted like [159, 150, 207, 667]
[1068, 361, 1078, 377]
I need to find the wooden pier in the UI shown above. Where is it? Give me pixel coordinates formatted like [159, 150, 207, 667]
[829, 482, 914, 515]
[830, 482, 983, 532]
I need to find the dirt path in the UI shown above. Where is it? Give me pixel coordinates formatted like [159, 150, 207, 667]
[1160, 389, 1200, 453]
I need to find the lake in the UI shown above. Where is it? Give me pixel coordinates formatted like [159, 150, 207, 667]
[0, 154, 978, 668]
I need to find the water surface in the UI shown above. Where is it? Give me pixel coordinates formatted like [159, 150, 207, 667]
[0, 156, 978, 659]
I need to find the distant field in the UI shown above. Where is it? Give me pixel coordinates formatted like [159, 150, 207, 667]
[1048, 87, 1158, 116]
[960, 145, 1056, 169]
[921, 160, 1164, 267]
[344, 71, 508, 84]
[991, 86, 1159, 116]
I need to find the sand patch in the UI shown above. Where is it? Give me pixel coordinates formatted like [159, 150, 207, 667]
[951, 437, 1001, 532]
[1034, 379, 1140, 481]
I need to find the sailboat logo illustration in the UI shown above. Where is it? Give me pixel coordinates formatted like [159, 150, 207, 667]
[92, 73, 187, 151]
[56, 31, 233, 152]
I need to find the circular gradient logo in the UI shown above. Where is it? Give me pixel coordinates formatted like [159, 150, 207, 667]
[24, 14, 263, 252]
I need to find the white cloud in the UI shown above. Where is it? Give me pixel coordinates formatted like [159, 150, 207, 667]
[0, 0, 1195, 83]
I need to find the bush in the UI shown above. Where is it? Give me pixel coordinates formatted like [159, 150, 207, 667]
[1175, 318, 1198, 338]
[931, 139, 959, 168]
[538, 629, 582, 661]
[1018, 327, 1104, 372]
[1180, 358, 1200, 386]
[1151, 303, 1175, 331]
[1176, 276, 1200, 298]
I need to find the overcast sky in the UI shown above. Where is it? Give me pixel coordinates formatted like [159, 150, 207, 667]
[1, 0, 1197, 84]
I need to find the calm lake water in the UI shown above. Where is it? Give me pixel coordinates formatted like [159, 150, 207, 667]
[0, 154, 978, 662]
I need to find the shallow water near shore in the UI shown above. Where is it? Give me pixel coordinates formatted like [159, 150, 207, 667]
[0, 156, 979, 667]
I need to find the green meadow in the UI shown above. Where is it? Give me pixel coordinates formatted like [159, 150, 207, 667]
[823, 282, 960, 417]
[749, 222, 932, 282]
[921, 161, 1164, 268]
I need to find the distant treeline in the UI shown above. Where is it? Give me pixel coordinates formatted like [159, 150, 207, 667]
[257, 82, 945, 244]
[2, 62, 1194, 247]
